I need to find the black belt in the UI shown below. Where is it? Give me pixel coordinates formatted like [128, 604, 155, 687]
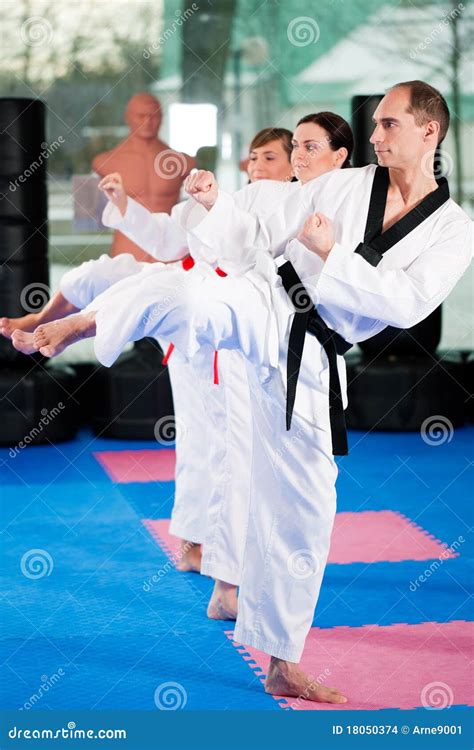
[277, 261, 352, 456]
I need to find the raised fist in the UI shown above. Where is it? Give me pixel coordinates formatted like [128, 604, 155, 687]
[297, 212, 335, 259]
[98, 172, 127, 216]
[184, 170, 218, 210]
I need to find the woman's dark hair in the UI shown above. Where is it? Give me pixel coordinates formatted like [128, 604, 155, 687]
[296, 112, 354, 168]
[249, 127, 293, 162]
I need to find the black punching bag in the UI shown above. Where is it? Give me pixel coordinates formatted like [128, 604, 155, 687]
[351, 95, 383, 167]
[83, 338, 175, 440]
[358, 307, 442, 357]
[0, 98, 78, 446]
[0, 99, 49, 364]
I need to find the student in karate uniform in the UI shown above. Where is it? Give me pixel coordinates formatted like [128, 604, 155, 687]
[193, 117, 353, 615]
[17, 83, 468, 705]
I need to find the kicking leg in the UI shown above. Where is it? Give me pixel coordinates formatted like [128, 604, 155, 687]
[88, 266, 277, 370]
[32, 311, 97, 358]
[4, 291, 79, 351]
[8, 253, 144, 354]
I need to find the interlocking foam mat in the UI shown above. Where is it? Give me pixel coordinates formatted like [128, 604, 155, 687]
[1, 427, 473, 710]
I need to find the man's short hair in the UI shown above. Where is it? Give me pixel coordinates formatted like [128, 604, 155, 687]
[390, 81, 450, 144]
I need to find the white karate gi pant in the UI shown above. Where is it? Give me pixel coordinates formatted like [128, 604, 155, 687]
[88, 258, 343, 661]
[199, 347, 253, 586]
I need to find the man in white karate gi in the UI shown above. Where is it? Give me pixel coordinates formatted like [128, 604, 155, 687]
[17, 81, 472, 703]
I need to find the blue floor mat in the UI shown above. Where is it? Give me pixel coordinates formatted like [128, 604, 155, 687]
[1, 427, 472, 710]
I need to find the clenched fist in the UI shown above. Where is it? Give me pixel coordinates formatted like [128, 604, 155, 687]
[98, 172, 127, 216]
[297, 212, 335, 260]
[184, 170, 218, 211]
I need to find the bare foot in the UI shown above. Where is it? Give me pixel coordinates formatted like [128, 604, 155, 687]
[176, 541, 202, 573]
[0, 313, 41, 339]
[33, 312, 96, 358]
[265, 657, 347, 704]
[11, 330, 39, 355]
[207, 580, 238, 620]
[1, 292, 79, 339]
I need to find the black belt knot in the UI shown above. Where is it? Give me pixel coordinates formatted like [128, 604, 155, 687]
[277, 261, 352, 456]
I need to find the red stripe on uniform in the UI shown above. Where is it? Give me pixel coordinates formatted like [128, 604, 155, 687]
[162, 343, 175, 365]
[213, 351, 219, 385]
[181, 256, 195, 271]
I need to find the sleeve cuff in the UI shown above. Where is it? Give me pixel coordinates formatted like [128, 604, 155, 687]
[286, 240, 326, 280]
[319, 242, 348, 278]
[102, 201, 124, 228]
[281, 241, 327, 306]
[178, 197, 208, 231]
[186, 191, 235, 247]
[101, 197, 144, 230]
[315, 240, 378, 312]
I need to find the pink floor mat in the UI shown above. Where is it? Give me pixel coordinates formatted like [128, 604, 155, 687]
[93, 449, 176, 483]
[329, 510, 458, 563]
[225, 620, 473, 710]
[143, 511, 457, 565]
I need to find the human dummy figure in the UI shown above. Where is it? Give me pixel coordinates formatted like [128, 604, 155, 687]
[92, 92, 195, 262]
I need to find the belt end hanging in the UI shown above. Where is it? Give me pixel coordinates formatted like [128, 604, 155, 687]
[162, 343, 175, 366]
[213, 350, 219, 385]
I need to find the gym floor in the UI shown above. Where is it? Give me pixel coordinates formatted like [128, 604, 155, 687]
[1, 425, 472, 711]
